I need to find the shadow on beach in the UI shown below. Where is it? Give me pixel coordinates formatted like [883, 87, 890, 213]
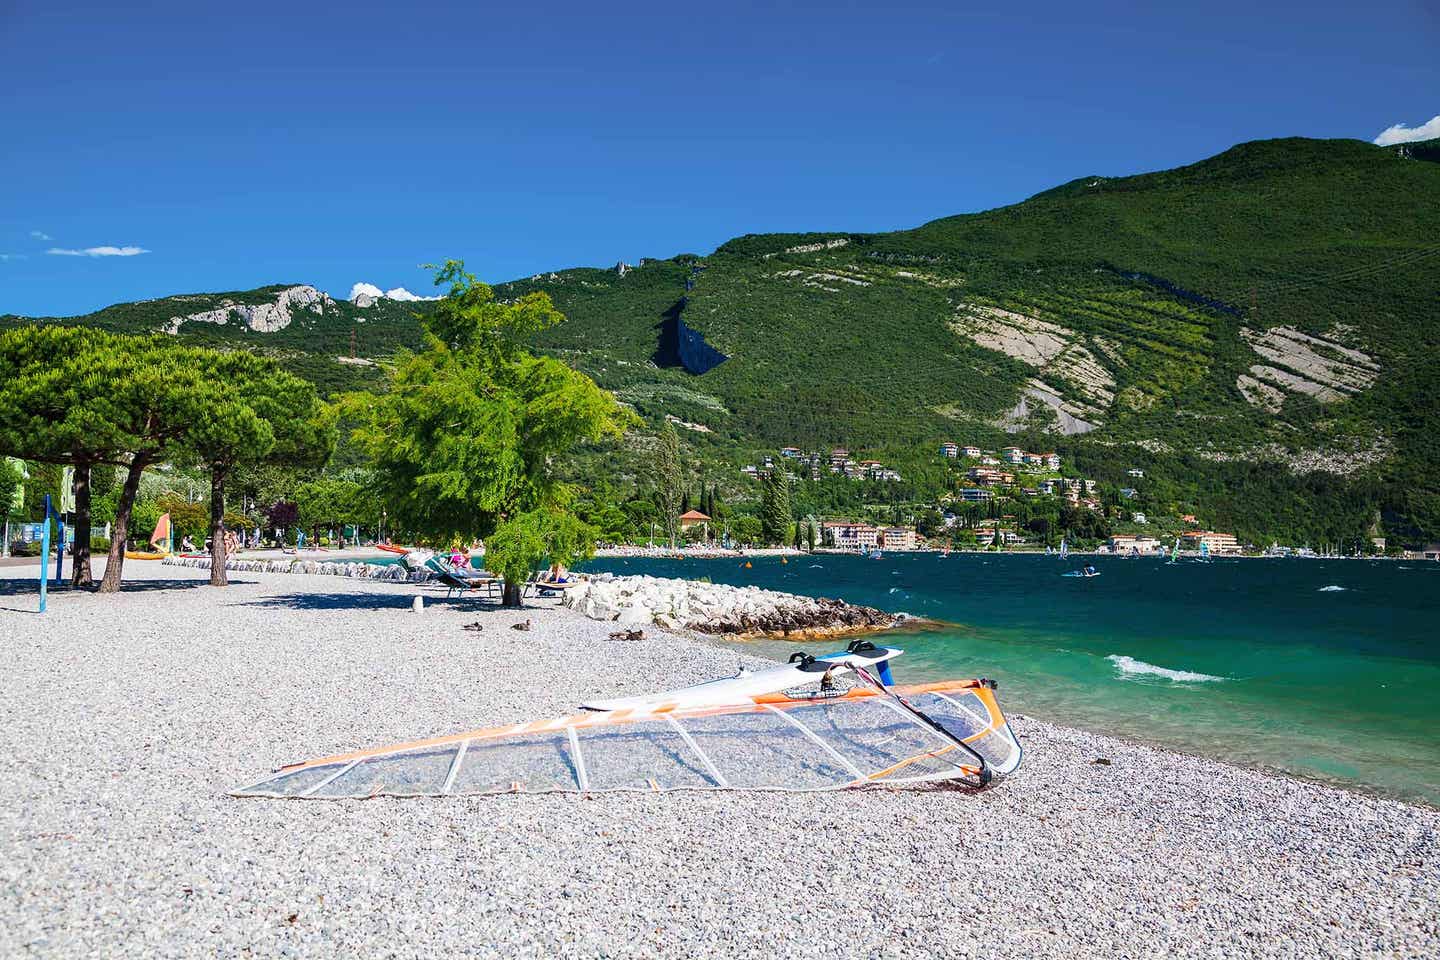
[233, 590, 538, 614]
[0, 576, 223, 612]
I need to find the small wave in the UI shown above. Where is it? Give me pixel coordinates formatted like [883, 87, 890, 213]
[1107, 655, 1226, 683]
[808, 564, 824, 569]
[1318, 585, 1346, 592]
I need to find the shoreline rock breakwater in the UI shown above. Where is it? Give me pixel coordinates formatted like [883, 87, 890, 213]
[163, 555, 425, 582]
[561, 574, 900, 639]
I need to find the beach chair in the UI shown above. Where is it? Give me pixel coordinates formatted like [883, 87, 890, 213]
[527, 570, 585, 598]
[424, 557, 500, 599]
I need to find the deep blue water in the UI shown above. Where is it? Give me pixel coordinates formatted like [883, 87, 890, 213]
[578, 552, 1440, 805]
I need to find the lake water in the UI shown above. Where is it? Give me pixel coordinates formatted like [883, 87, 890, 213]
[578, 552, 1440, 806]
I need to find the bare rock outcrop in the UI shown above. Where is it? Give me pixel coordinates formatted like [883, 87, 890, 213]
[165, 285, 333, 335]
[1239, 326, 1380, 404]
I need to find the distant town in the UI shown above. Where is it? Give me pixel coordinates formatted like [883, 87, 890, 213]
[735, 441, 1262, 557]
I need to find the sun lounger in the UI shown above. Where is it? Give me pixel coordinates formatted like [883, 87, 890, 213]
[423, 557, 501, 599]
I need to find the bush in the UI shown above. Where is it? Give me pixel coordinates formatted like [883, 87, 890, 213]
[91, 537, 111, 552]
[8, 540, 42, 557]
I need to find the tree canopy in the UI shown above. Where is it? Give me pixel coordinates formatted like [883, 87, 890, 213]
[348, 261, 634, 604]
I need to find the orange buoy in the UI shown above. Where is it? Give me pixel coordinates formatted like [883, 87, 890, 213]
[781, 557, 788, 564]
[744, 561, 753, 569]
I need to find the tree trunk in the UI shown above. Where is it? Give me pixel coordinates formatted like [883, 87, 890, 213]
[70, 462, 93, 588]
[501, 580, 523, 608]
[209, 467, 228, 587]
[98, 458, 147, 593]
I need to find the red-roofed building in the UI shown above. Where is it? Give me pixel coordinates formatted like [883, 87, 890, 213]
[679, 510, 712, 532]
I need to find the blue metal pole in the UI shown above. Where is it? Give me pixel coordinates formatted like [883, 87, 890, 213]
[39, 495, 51, 614]
[55, 517, 65, 584]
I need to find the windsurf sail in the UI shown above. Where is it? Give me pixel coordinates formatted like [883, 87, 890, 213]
[1168, 538, 1180, 563]
[1199, 541, 1211, 561]
[1059, 538, 1068, 560]
[149, 513, 171, 552]
[232, 678, 1021, 799]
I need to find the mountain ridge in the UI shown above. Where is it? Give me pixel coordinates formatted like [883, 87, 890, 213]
[4, 135, 1438, 544]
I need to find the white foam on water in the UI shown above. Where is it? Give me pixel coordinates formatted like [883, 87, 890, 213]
[1107, 655, 1226, 683]
[1318, 585, 1347, 592]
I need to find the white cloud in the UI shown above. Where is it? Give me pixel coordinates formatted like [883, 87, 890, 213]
[47, 245, 150, 257]
[1373, 114, 1440, 146]
[348, 281, 441, 302]
[384, 286, 440, 302]
[30, 230, 51, 241]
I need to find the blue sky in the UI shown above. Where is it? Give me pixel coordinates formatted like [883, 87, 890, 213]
[2, 0, 1436, 315]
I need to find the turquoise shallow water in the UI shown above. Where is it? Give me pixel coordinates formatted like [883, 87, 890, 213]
[579, 553, 1440, 806]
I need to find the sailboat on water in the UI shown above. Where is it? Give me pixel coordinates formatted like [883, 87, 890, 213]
[1194, 540, 1211, 563]
[1058, 538, 1068, 561]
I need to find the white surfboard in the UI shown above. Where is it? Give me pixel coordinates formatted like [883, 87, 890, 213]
[581, 644, 903, 713]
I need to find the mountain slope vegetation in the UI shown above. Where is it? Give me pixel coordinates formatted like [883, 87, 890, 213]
[5, 136, 1438, 544]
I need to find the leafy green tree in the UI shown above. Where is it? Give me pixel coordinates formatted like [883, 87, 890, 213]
[729, 514, 762, 545]
[295, 476, 377, 544]
[348, 261, 633, 605]
[653, 421, 684, 549]
[0, 459, 21, 524]
[759, 470, 792, 545]
[182, 352, 332, 585]
[0, 327, 208, 589]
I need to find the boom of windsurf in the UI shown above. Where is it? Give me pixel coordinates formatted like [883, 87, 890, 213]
[233, 641, 1022, 799]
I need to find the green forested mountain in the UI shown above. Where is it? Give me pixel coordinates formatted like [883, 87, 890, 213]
[5, 136, 1438, 545]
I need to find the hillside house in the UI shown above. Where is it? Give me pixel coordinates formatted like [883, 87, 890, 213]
[1133, 512, 1148, 524]
[1120, 487, 1138, 499]
[1043, 452, 1061, 469]
[962, 445, 982, 458]
[1181, 531, 1240, 554]
[967, 467, 1015, 486]
[823, 521, 880, 551]
[780, 446, 801, 458]
[940, 442, 959, 458]
[1023, 452, 1043, 466]
[878, 527, 919, 551]
[1127, 468, 1145, 478]
[956, 487, 993, 502]
[1002, 446, 1025, 464]
[1109, 534, 1161, 554]
[679, 511, 712, 537]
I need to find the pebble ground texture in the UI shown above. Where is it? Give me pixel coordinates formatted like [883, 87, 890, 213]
[2, 562, 1436, 959]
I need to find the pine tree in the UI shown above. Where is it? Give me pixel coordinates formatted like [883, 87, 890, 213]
[759, 470, 792, 545]
[653, 422, 684, 549]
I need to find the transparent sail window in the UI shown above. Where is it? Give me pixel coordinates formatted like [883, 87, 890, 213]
[676, 708, 856, 790]
[575, 721, 720, 791]
[913, 691, 1020, 774]
[237, 762, 348, 798]
[450, 732, 580, 794]
[794, 697, 970, 783]
[310, 745, 460, 798]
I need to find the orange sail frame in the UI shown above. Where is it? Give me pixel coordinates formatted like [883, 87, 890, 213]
[233, 679, 1023, 799]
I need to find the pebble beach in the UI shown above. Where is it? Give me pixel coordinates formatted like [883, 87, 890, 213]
[1, 561, 1436, 958]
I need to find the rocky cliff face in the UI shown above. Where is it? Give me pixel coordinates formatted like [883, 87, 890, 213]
[164, 285, 332, 335]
